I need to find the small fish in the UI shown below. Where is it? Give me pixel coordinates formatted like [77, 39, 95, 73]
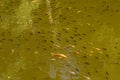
[68, 45, 75, 48]
[83, 76, 91, 80]
[51, 53, 67, 59]
[74, 51, 80, 54]
[53, 44, 61, 48]
[95, 48, 101, 51]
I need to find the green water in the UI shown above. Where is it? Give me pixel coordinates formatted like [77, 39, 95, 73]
[0, 0, 120, 80]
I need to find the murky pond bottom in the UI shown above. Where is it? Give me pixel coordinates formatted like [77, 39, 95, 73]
[0, 0, 120, 80]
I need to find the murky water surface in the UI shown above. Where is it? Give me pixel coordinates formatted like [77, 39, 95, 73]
[0, 0, 120, 80]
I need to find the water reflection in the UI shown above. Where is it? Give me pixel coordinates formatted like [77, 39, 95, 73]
[49, 45, 80, 80]
[49, 64, 57, 79]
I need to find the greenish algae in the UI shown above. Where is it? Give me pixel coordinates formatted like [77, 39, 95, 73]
[0, 0, 120, 80]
